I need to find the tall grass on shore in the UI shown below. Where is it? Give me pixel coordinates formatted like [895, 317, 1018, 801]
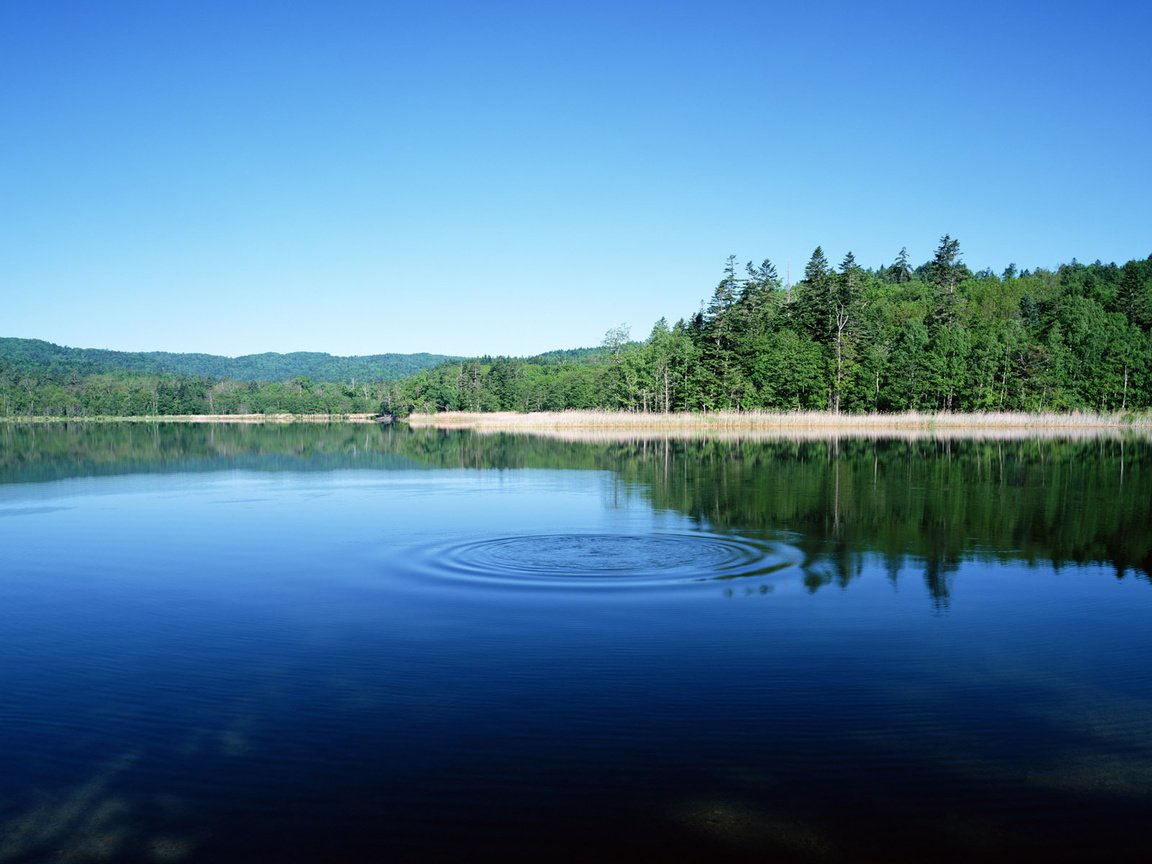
[406, 410, 1152, 441]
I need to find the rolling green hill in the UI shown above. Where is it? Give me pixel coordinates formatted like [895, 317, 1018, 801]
[0, 337, 459, 382]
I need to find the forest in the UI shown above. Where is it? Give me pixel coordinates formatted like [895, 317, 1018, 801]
[0, 337, 455, 382]
[397, 238, 1152, 416]
[2, 237, 1150, 418]
[0, 339, 454, 417]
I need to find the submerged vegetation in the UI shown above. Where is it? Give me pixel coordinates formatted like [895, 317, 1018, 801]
[3, 238, 1150, 419]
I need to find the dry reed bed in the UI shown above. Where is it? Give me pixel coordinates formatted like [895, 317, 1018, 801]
[408, 410, 1151, 437]
[455, 426, 1150, 443]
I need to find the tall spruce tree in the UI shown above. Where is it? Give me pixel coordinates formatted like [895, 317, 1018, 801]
[887, 247, 912, 284]
[792, 246, 834, 342]
[738, 258, 782, 336]
[928, 235, 969, 328]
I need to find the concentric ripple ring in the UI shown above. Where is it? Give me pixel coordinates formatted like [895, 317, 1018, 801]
[414, 532, 796, 588]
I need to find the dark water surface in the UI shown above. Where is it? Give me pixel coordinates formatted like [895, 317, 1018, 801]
[1, 423, 1150, 862]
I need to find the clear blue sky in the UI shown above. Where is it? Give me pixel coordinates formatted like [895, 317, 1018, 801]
[3, 0, 1150, 358]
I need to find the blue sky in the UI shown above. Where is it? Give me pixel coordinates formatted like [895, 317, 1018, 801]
[3, 0, 1150, 358]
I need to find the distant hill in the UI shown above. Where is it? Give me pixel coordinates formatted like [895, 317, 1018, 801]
[524, 346, 605, 363]
[0, 337, 460, 382]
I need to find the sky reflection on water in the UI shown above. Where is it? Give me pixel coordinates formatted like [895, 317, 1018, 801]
[0, 424, 1150, 862]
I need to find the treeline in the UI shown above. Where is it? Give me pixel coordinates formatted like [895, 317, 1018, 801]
[0, 369, 393, 417]
[0, 339, 458, 417]
[4, 239, 1150, 418]
[0, 345, 599, 418]
[0, 338, 455, 383]
[395, 239, 1152, 415]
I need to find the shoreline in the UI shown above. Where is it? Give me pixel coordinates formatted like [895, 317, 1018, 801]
[0, 413, 382, 424]
[3, 409, 1150, 438]
[406, 409, 1152, 431]
[404, 410, 1152, 442]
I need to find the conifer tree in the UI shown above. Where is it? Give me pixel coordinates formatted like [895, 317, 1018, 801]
[928, 235, 968, 324]
[887, 247, 912, 284]
[792, 247, 834, 343]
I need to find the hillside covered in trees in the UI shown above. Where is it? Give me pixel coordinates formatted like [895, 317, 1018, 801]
[0, 339, 458, 417]
[0, 338, 456, 382]
[394, 238, 1152, 416]
[3, 238, 1150, 419]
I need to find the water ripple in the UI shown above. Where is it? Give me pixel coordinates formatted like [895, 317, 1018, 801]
[412, 532, 797, 588]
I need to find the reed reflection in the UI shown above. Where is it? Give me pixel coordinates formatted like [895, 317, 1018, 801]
[3, 422, 1148, 595]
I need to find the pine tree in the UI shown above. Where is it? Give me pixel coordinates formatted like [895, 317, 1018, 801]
[791, 247, 834, 342]
[738, 258, 782, 336]
[928, 235, 969, 328]
[1116, 258, 1152, 331]
[702, 257, 740, 335]
[696, 256, 745, 409]
[804, 246, 831, 284]
[887, 247, 912, 284]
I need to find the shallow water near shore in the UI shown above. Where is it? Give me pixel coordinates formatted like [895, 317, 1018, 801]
[1, 423, 1150, 862]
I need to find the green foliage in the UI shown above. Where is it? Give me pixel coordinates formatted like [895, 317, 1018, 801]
[0, 338, 457, 382]
[0, 361, 391, 418]
[4, 247, 1152, 418]
[885, 247, 912, 284]
[376, 243, 1152, 418]
[0, 339, 463, 418]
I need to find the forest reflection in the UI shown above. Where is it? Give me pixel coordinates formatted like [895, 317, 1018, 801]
[4, 422, 1148, 601]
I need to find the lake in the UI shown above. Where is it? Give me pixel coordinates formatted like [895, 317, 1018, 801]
[1, 422, 1150, 862]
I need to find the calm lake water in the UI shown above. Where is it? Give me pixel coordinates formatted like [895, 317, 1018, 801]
[1, 423, 1150, 862]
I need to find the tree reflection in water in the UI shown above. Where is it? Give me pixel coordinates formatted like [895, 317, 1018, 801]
[3, 422, 1149, 603]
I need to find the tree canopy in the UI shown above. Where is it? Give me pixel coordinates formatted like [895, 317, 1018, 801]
[3, 240, 1150, 418]
[390, 240, 1152, 417]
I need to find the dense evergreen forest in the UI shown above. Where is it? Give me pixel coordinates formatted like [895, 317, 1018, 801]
[3, 238, 1150, 418]
[396, 238, 1152, 416]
